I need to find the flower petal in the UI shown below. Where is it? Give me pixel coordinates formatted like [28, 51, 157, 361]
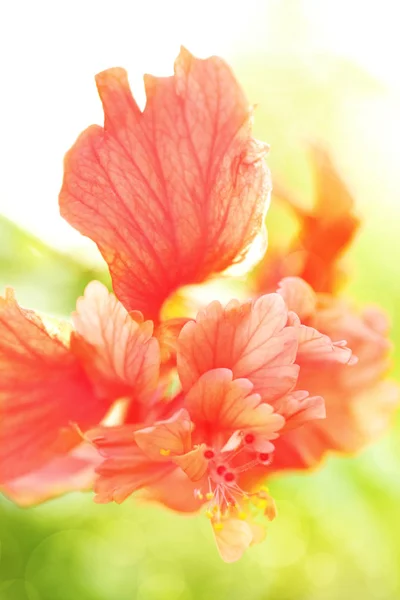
[0, 289, 106, 483]
[212, 518, 254, 563]
[295, 324, 355, 366]
[184, 369, 284, 440]
[154, 317, 189, 366]
[59, 47, 270, 320]
[72, 281, 160, 399]
[172, 445, 209, 481]
[274, 390, 325, 430]
[296, 145, 360, 292]
[87, 425, 172, 503]
[178, 293, 299, 401]
[277, 277, 317, 320]
[142, 467, 204, 513]
[2, 443, 100, 507]
[134, 408, 192, 461]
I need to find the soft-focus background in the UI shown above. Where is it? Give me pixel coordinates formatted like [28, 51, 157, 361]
[1, 1, 399, 598]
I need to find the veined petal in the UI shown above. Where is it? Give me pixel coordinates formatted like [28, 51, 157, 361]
[277, 277, 355, 366]
[59, 47, 271, 320]
[154, 317, 189, 365]
[87, 425, 172, 503]
[274, 390, 325, 430]
[184, 369, 284, 439]
[0, 289, 106, 483]
[178, 293, 299, 401]
[296, 324, 355, 366]
[72, 281, 160, 398]
[172, 445, 209, 481]
[134, 408, 192, 461]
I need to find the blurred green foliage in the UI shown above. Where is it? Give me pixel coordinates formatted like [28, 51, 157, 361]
[1, 6, 400, 600]
[0, 216, 110, 316]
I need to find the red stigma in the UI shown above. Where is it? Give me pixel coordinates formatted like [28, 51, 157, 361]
[204, 449, 215, 460]
[259, 453, 271, 463]
[224, 471, 235, 482]
[244, 433, 255, 444]
[216, 465, 227, 475]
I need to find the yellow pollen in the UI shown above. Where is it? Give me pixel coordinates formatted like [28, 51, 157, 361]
[206, 492, 214, 500]
[212, 505, 219, 513]
[238, 511, 247, 520]
[260, 485, 269, 493]
[159, 448, 171, 456]
[205, 510, 213, 519]
[213, 522, 224, 531]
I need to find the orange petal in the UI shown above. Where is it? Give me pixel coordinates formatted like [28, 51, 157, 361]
[134, 408, 192, 461]
[72, 281, 160, 400]
[142, 467, 204, 513]
[2, 443, 100, 507]
[178, 293, 299, 402]
[184, 369, 284, 439]
[212, 518, 254, 563]
[269, 432, 322, 471]
[172, 444, 209, 481]
[59, 47, 271, 321]
[274, 390, 325, 430]
[296, 145, 360, 292]
[154, 317, 190, 365]
[0, 289, 106, 483]
[277, 277, 317, 321]
[296, 324, 355, 366]
[87, 425, 172, 504]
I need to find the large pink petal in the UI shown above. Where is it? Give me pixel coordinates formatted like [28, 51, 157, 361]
[184, 369, 284, 442]
[142, 467, 203, 513]
[277, 277, 317, 321]
[72, 281, 160, 399]
[295, 324, 355, 366]
[0, 289, 106, 483]
[2, 443, 100, 507]
[59, 48, 270, 320]
[172, 445, 209, 481]
[134, 408, 192, 461]
[178, 293, 299, 401]
[273, 390, 325, 430]
[87, 425, 173, 504]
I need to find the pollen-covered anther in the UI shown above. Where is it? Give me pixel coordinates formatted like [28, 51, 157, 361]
[194, 489, 204, 500]
[206, 492, 214, 500]
[159, 448, 171, 456]
[213, 522, 224, 531]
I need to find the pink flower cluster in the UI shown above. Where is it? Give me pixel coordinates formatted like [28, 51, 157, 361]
[0, 48, 397, 562]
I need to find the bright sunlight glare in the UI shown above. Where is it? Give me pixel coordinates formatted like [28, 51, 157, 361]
[0, 0, 399, 262]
